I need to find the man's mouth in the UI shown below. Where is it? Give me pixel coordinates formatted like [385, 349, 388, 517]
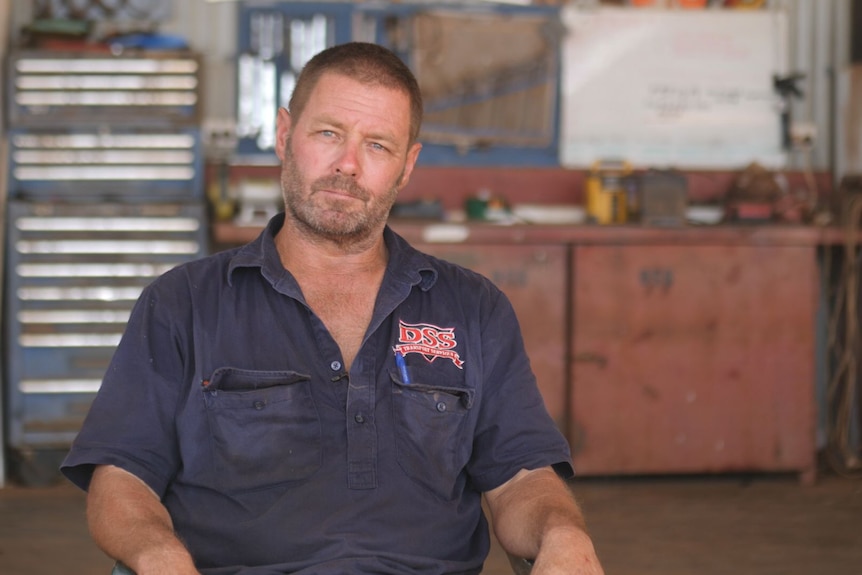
[313, 179, 366, 201]
[318, 187, 361, 201]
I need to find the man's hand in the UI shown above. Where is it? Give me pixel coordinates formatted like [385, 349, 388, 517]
[485, 467, 604, 575]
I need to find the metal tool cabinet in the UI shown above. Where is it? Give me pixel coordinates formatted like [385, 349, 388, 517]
[3, 50, 207, 485]
[6, 127, 203, 200]
[6, 50, 201, 129]
[4, 201, 208, 483]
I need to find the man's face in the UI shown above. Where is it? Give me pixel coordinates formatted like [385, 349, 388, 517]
[275, 72, 421, 245]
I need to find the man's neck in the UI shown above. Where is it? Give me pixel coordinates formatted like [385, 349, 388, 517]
[274, 220, 390, 370]
[274, 220, 389, 280]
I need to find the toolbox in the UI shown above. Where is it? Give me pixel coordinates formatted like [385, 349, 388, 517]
[3, 49, 207, 485]
[638, 169, 688, 227]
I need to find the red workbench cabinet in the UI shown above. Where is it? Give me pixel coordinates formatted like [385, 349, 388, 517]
[569, 244, 818, 483]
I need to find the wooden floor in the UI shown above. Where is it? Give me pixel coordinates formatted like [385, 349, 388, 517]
[1, 470, 861, 575]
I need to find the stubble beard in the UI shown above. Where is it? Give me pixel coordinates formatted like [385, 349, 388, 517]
[280, 141, 401, 247]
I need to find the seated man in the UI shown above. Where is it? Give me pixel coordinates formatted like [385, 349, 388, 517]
[61, 41, 604, 575]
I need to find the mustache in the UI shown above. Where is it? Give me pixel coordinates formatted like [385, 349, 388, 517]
[311, 175, 368, 200]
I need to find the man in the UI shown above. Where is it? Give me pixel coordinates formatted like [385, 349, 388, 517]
[61, 42, 603, 575]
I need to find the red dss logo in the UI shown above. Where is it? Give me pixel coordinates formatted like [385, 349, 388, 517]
[394, 321, 464, 368]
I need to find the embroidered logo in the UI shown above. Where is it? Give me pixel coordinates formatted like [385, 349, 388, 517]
[394, 320, 464, 369]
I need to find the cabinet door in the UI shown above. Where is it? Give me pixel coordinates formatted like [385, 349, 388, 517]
[571, 245, 817, 476]
[416, 244, 568, 429]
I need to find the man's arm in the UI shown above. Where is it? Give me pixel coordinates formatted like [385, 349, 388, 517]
[484, 467, 604, 575]
[87, 465, 199, 575]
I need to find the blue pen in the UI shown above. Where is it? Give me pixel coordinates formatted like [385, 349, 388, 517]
[395, 351, 411, 384]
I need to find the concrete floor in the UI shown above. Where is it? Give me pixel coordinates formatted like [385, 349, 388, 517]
[0, 470, 861, 575]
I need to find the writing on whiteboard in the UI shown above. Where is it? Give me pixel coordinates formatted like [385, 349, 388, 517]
[645, 84, 775, 120]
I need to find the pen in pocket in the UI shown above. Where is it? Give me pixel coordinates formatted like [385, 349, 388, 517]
[394, 351, 411, 384]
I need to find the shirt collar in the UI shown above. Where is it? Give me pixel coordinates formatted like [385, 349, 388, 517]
[383, 225, 438, 292]
[226, 213, 289, 288]
[226, 213, 438, 292]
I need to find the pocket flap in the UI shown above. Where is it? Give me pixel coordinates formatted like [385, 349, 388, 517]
[203, 367, 311, 392]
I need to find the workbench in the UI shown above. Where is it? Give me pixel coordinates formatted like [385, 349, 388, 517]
[214, 221, 842, 485]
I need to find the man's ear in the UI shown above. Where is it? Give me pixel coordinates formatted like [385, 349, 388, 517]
[275, 107, 292, 161]
[397, 142, 423, 190]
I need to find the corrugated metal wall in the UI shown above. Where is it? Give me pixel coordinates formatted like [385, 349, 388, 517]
[831, 0, 862, 179]
[160, 0, 238, 124]
[781, 0, 835, 171]
[776, 0, 849, 175]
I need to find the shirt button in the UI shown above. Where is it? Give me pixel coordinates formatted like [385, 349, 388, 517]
[253, 400, 265, 410]
[436, 402, 447, 413]
[354, 414, 365, 424]
[330, 361, 342, 371]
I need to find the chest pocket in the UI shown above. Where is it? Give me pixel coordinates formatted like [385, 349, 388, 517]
[390, 365, 475, 501]
[202, 367, 320, 493]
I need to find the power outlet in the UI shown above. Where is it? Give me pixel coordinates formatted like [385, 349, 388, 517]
[790, 122, 817, 149]
[202, 118, 239, 159]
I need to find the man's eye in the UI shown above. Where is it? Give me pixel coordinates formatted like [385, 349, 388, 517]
[370, 142, 386, 151]
[321, 130, 335, 137]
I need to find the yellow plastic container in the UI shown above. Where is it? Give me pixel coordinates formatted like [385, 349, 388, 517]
[586, 160, 631, 224]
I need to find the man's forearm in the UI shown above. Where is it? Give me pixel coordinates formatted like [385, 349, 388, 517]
[485, 467, 604, 574]
[87, 465, 199, 575]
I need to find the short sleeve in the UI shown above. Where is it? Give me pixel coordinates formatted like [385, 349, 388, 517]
[61, 273, 191, 496]
[466, 289, 574, 493]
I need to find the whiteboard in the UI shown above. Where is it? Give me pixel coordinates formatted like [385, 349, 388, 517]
[559, 7, 789, 169]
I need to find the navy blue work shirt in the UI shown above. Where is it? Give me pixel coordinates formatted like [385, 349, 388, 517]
[61, 214, 573, 575]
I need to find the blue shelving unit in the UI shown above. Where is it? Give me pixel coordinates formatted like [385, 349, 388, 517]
[2, 49, 208, 485]
[234, 1, 563, 167]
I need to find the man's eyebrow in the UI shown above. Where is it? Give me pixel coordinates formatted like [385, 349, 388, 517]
[310, 114, 345, 132]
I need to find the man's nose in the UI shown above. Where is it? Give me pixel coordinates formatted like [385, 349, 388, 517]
[334, 141, 359, 177]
